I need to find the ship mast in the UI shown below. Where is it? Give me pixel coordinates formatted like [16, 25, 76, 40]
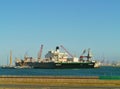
[87, 48, 92, 61]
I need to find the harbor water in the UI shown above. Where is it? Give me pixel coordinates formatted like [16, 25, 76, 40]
[0, 66, 120, 76]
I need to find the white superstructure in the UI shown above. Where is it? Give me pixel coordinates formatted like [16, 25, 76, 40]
[45, 46, 68, 62]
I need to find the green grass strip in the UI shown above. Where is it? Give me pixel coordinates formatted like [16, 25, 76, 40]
[99, 76, 120, 80]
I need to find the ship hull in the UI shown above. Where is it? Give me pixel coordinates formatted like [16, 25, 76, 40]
[54, 62, 95, 69]
[15, 62, 95, 69]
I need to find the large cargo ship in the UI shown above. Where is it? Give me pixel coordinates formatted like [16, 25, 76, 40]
[15, 45, 100, 69]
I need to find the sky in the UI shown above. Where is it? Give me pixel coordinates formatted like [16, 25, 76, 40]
[0, 0, 120, 65]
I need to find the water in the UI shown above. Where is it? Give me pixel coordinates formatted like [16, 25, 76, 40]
[0, 66, 120, 76]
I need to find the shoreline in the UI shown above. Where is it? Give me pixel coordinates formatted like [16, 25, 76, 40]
[0, 76, 120, 88]
[0, 75, 120, 79]
[0, 75, 99, 79]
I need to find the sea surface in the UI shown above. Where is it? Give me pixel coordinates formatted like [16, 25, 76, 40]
[0, 66, 120, 76]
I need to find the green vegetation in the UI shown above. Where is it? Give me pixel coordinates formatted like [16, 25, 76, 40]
[99, 76, 120, 80]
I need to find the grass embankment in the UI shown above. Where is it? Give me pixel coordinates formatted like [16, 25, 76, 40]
[99, 76, 120, 80]
[0, 76, 120, 87]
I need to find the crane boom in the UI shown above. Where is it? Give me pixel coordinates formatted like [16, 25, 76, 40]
[60, 45, 73, 58]
[38, 44, 43, 61]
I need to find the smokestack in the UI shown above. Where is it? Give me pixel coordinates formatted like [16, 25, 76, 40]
[56, 46, 59, 52]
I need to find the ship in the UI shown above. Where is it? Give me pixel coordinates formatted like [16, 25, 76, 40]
[15, 45, 100, 69]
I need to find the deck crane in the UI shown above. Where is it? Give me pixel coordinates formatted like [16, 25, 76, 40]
[38, 44, 43, 61]
[60, 45, 74, 58]
[80, 48, 92, 61]
[79, 49, 86, 60]
[87, 48, 92, 61]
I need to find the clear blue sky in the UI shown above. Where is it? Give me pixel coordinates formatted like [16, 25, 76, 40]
[0, 0, 120, 65]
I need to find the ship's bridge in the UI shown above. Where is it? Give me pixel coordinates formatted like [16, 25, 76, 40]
[45, 49, 68, 62]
